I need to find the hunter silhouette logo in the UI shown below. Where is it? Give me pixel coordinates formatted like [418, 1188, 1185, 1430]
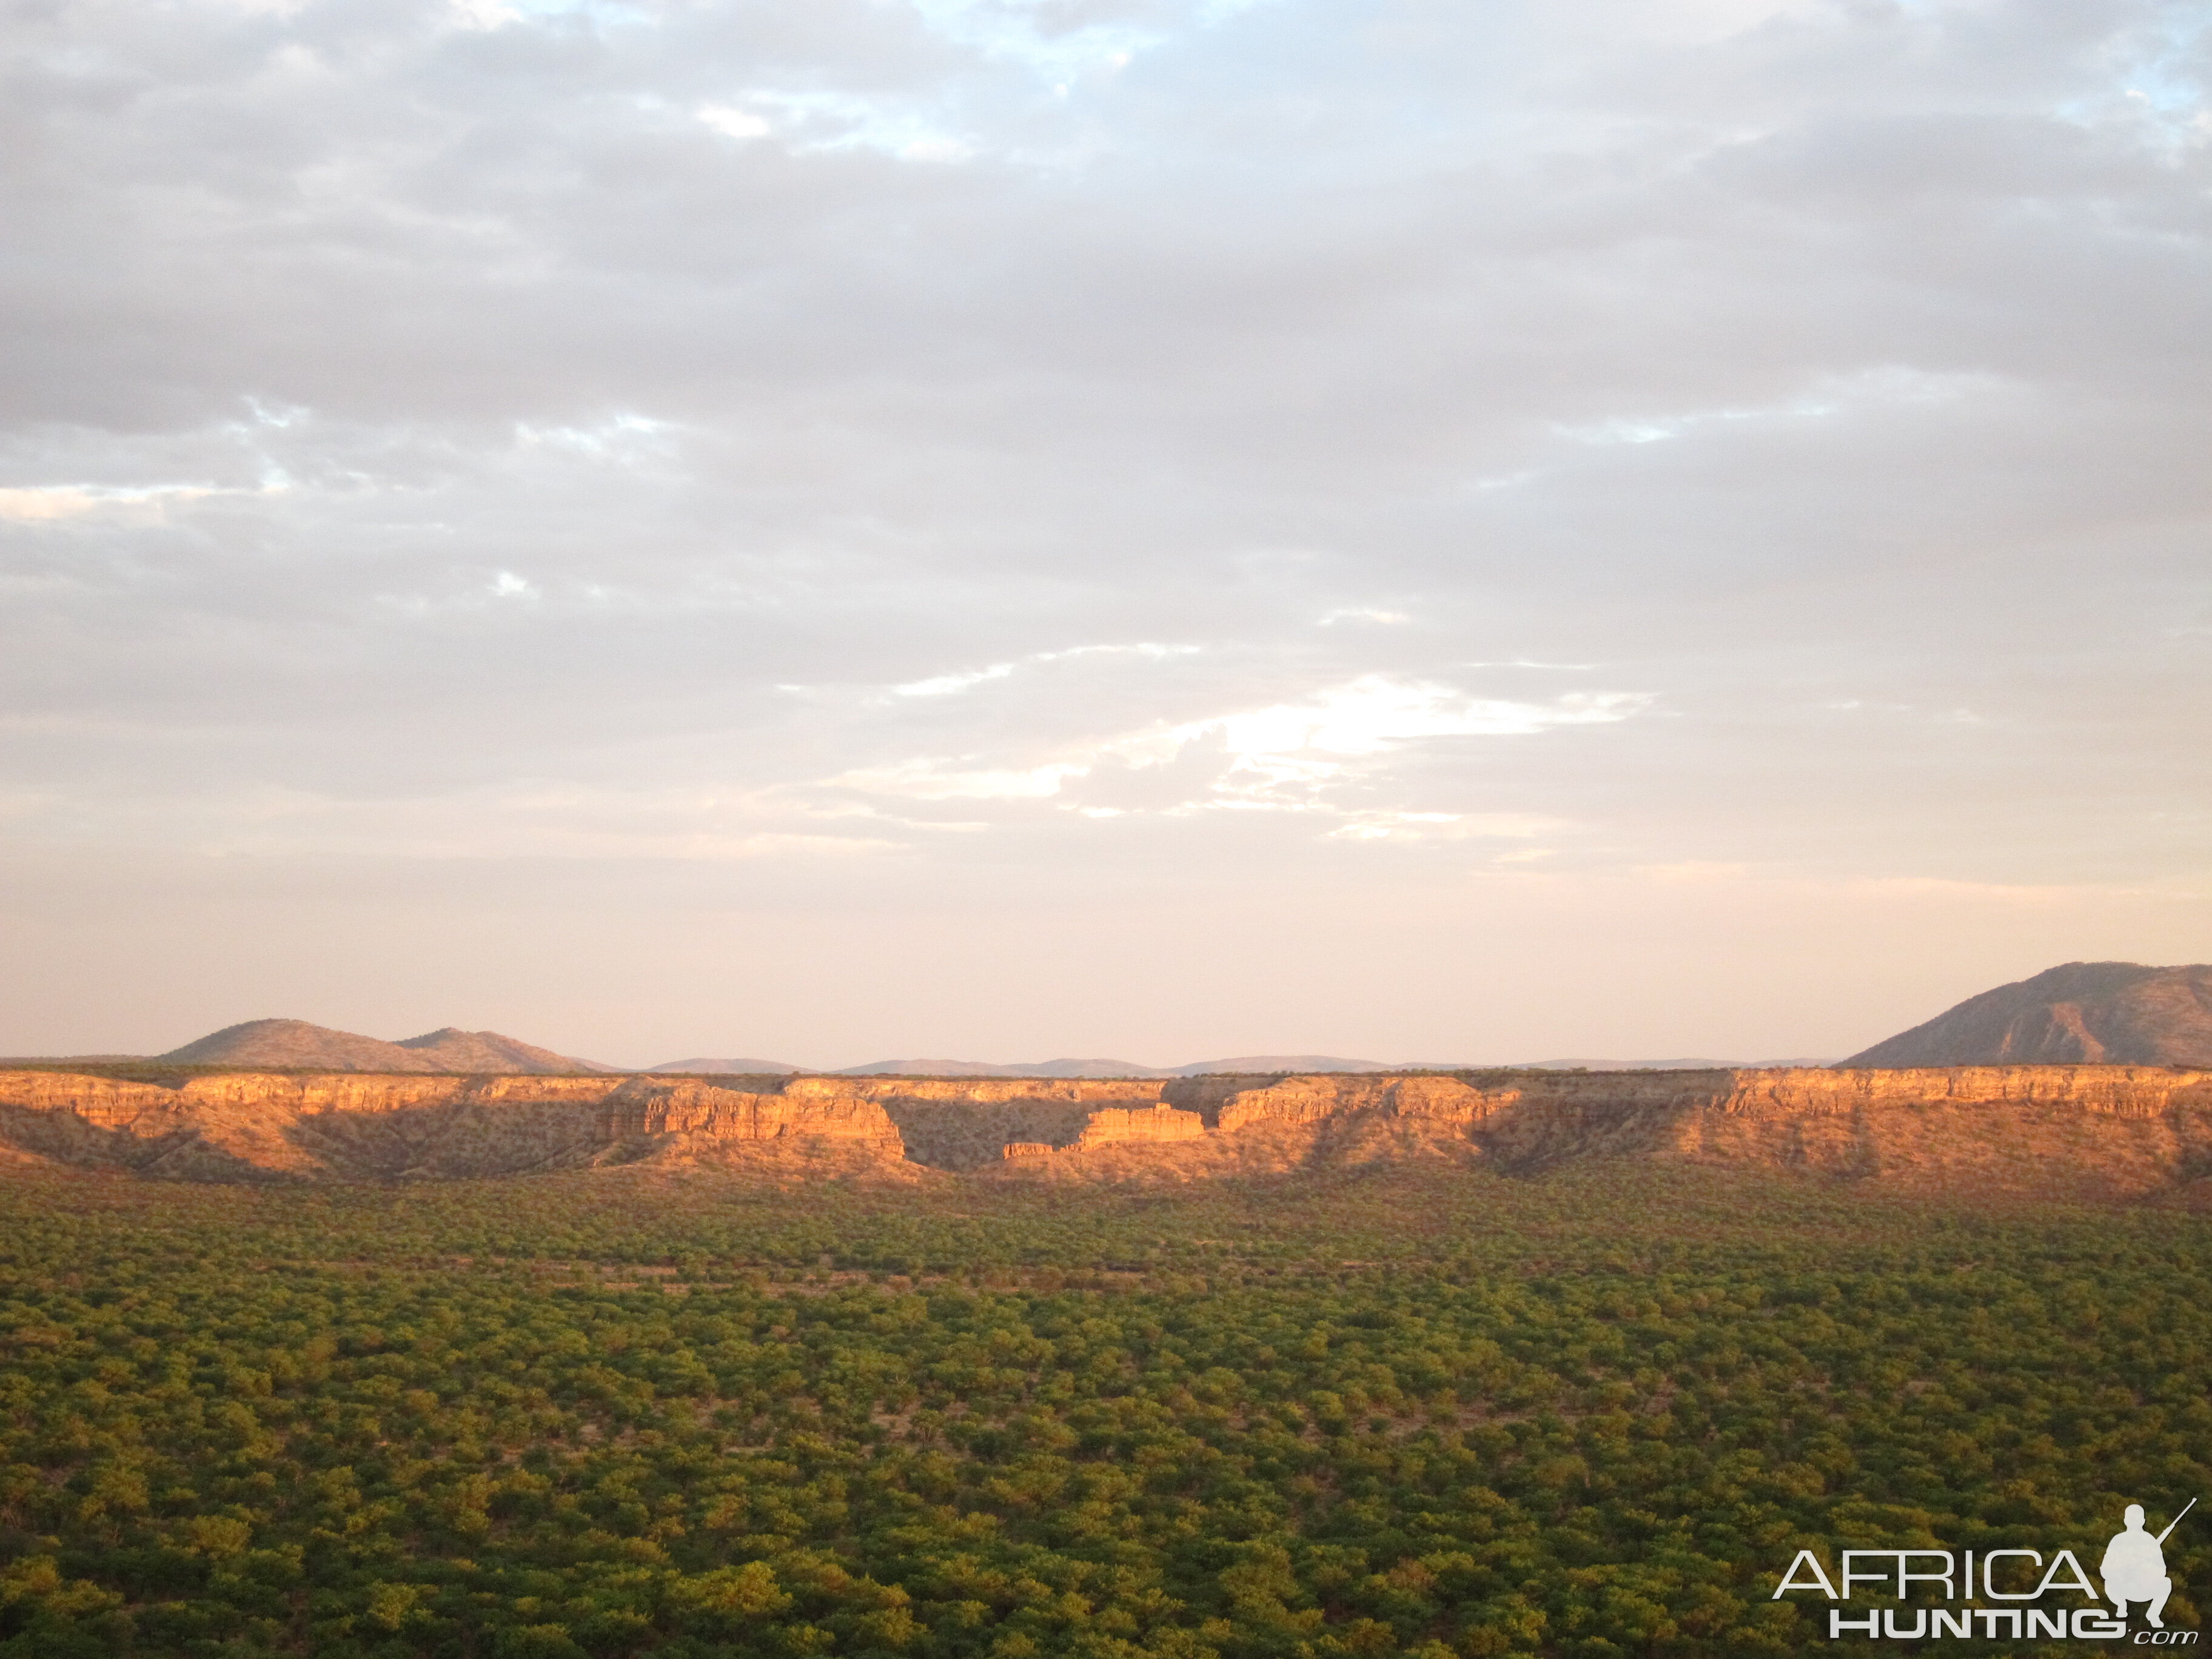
[2106, 1500, 2193, 1630]
[1772, 1498, 2197, 1643]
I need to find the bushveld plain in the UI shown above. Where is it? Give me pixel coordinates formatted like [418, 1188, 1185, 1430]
[1, 1058, 2208, 1658]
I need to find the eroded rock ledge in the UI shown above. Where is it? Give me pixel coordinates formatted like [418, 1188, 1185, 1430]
[1, 1065, 2207, 1196]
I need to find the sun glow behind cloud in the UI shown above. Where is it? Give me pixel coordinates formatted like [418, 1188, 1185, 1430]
[0, 484, 237, 521]
[826, 677, 1651, 822]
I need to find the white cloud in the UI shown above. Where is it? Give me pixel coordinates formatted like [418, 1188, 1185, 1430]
[698, 106, 773, 142]
[1167, 678, 1649, 796]
[447, 0, 519, 30]
[695, 89, 976, 163]
[902, 0, 1202, 84]
[827, 677, 1651, 816]
[0, 484, 224, 521]
[893, 663, 1019, 697]
[1034, 643, 1198, 664]
[515, 414, 677, 462]
[1328, 811, 1566, 843]
[0, 488, 107, 521]
[825, 759, 1089, 801]
[890, 643, 1196, 697]
[1555, 369, 2002, 449]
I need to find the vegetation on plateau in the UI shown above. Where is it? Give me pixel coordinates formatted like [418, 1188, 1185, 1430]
[0, 1163, 2204, 1657]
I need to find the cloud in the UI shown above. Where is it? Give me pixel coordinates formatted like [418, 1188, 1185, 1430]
[893, 663, 1021, 697]
[889, 642, 1195, 697]
[698, 106, 775, 142]
[697, 90, 977, 163]
[0, 489, 111, 523]
[0, 484, 230, 521]
[822, 676, 1649, 822]
[1187, 678, 1646, 773]
[1328, 811, 1567, 843]
[0, 0, 2207, 1057]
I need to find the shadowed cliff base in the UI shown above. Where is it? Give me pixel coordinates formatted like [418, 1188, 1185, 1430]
[0, 1065, 2207, 1202]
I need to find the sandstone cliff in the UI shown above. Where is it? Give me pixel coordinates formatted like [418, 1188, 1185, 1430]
[0, 1072, 900, 1182]
[1, 1064, 2206, 1199]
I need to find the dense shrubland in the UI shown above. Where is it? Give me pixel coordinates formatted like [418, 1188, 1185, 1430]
[0, 1165, 2204, 1657]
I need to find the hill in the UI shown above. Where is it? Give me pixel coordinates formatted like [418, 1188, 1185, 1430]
[218, 1049, 1862, 1083]
[395, 1027, 622, 1073]
[1173, 1054, 1394, 1075]
[1845, 961, 2212, 1067]
[158, 1017, 612, 1074]
[161, 1019, 432, 1070]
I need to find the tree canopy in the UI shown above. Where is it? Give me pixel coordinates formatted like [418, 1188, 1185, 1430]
[0, 1164, 2203, 1657]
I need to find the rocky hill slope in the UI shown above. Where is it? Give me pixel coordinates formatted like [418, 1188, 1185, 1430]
[1, 1064, 2205, 1200]
[1846, 962, 2212, 1067]
[157, 1018, 616, 1074]
[394, 1027, 618, 1073]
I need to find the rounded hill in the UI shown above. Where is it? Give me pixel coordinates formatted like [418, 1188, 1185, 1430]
[1845, 961, 2212, 1067]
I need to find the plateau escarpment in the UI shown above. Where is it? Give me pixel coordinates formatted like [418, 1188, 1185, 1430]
[2, 1064, 2208, 1198]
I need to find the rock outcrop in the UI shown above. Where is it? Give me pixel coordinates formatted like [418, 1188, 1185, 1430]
[1845, 962, 2212, 1067]
[0, 1072, 898, 1182]
[1, 1064, 2207, 1199]
[598, 1078, 902, 1153]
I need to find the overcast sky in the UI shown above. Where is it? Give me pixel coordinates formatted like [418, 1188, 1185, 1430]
[3, 0, 2207, 1068]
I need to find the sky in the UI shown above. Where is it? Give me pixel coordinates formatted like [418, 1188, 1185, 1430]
[2, 0, 2208, 1069]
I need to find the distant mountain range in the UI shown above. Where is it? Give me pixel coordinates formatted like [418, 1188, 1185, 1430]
[1503, 1056, 1840, 1071]
[805, 1054, 1398, 1079]
[31, 962, 2208, 1078]
[643, 1056, 805, 1076]
[1845, 961, 2212, 1067]
[9, 1024, 1839, 1076]
[650, 1053, 1841, 1076]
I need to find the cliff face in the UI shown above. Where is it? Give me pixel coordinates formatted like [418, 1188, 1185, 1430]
[1684, 1066, 2212, 1198]
[0, 1073, 900, 1182]
[597, 1078, 903, 1157]
[1, 1064, 2207, 1199]
[1845, 962, 2212, 1067]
